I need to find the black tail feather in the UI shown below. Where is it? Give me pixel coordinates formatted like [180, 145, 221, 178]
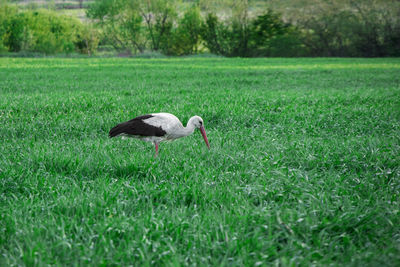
[108, 115, 166, 138]
[109, 124, 125, 138]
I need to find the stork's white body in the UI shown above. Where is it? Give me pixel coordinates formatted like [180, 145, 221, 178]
[141, 113, 195, 142]
[109, 112, 210, 157]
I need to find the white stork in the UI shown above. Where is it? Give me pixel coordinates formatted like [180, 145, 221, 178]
[109, 113, 210, 157]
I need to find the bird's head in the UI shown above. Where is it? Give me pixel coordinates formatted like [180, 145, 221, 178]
[190, 116, 210, 149]
[191, 116, 204, 129]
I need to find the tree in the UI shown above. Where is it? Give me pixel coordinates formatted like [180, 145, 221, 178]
[136, 0, 177, 52]
[200, 13, 231, 56]
[165, 5, 203, 55]
[87, 0, 145, 53]
[4, 13, 27, 52]
[295, 0, 400, 57]
[0, 1, 18, 52]
[75, 23, 99, 55]
[249, 10, 293, 56]
[350, 0, 400, 57]
[201, 7, 297, 57]
[87, 0, 178, 53]
[178, 5, 202, 53]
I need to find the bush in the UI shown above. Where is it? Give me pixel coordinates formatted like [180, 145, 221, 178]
[298, 9, 360, 56]
[87, 0, 145, 53]
[201, 10, 298, 57]
[3, 13, 29, 52]
[74, 23, 100, 55]
[265, 32, 308, 57]
[248, 10, 298, 57]
[351, 1, 400, 57]
[27, 10, 79, 54]
[164, 6, 202, 55]
[87, 0, 178, 54]
[1, 6, 99, 55]
[3, 0, 399, 57]
[0, 3, 17, 51]
[296, 0, 400, 57]
[200, 13, 236, 56]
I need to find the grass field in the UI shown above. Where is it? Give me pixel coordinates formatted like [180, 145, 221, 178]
[1, 57, 400, 266]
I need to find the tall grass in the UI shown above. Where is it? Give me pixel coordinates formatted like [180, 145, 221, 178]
[1, 57, 399, 265]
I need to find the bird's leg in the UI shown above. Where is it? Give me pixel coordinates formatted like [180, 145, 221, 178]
[154, 142, 159, 157]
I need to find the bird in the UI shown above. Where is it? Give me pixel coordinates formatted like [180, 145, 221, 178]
[109, 113, 210, 157]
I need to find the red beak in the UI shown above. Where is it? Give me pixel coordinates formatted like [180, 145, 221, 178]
[200, 126, 210, 149]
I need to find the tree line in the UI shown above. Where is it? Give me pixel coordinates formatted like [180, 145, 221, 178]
[1, 0, 399, 57]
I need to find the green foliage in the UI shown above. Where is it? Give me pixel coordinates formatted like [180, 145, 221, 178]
[1, 57, 400, 265]
[3, 0, 400, 57]
[200, 0, 253, 57]
[3, 13, 28, 52]
[86, 0, 125, 19]
[27, 10, 79, 54]
[87, 0, 138, 53]
[138, 0, 177, 52]
[265, 32, 308, 57]
[299, 9, 360, 56]
[200, 13, 237, 56]
[249, 10, 291, 56]
[164, 6, 202, 55]
[200, 13, 225, 55]
[0, 3, 17, 52]
[201, 10, 296, 57]
[296, 0, 400, 57]
[74, 23, 100, 55]
[351, 1, 400, 57]
[87, 0, 177, 53]
[121, 10, 146, 53]
[1, 5, 99, 55]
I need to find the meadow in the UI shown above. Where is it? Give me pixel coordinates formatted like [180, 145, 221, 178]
[0, 57, 399, 266]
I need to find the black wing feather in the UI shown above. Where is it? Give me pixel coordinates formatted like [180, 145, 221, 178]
[109, 114, 166, 138]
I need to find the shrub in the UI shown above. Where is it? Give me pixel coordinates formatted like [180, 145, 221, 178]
[1, 5, 99, 55]
[248, 10, 294, 57]
[265, 32, 308, 57]
[296, 0, 400, 57]
[75, 23, 100, 55]
[27, 10, 79, 54]
[351, 1, 400, 57]
[164, 6, 202, 55]
[200, 13, 235, 56]
[298, 9, 360, 56]
[88, 0, 178, 54]
[201, 10, 298, 57]
[87, 0, 142, 53]
[3, 13, 29, 52]
[0, 3, 17, 52]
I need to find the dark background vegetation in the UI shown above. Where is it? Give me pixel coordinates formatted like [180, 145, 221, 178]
[1, 0, 399, 57]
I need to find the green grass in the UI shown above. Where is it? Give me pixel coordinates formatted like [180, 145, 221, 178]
[1, 57, 399, 266]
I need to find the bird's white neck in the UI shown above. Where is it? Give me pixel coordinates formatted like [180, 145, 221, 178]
[176, 117, 197, 137]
